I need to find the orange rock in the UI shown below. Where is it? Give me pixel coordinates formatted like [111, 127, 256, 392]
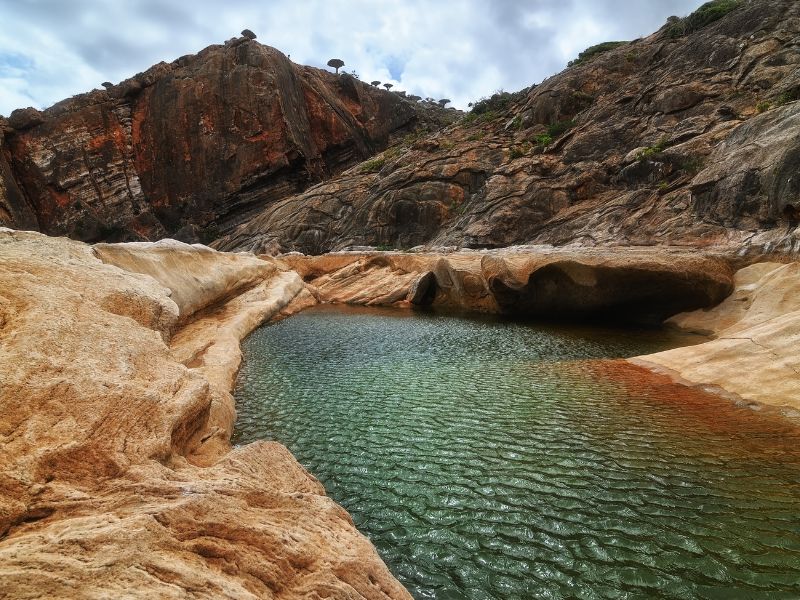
[0, 230, 410, 599]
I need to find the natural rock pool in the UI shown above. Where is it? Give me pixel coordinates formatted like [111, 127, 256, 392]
[233, 305, 800, 599]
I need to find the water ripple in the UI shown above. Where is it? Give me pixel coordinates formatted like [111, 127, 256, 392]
[233, 305, 800, 599]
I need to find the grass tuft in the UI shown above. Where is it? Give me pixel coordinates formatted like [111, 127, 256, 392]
[667, 0, 741, 38]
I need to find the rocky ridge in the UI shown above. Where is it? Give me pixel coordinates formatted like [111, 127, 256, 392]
[0, 37, 456, 244]
[216, 0, 800, 256]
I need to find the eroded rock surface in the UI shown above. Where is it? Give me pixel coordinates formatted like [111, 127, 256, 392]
[282, 247, 734, 324]
[0, 39, 454, 244]
[217, 0, 800, 256]
[0, 229, 410, 599]
[635, 261, 800, 411]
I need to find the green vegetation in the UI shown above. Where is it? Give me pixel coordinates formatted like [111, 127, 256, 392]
[667, 0, 741, 38]
[570, 90, 595, 113]
[776, 87, 800, 106]
[470, 90, 516, 115]
[462, 110, 495, 124]
[568, 41, 628, 67]
[375, 243, 394, 251]
[464, 88, 529, 124]
[384, 145, 403, 160]
[401, 130, 425, 147]
[523, 120, 574, 151]
[466, 132, 486, 142]
[547, 119, 575, 139]
[509, 142, 532, 160]
[636, 137, 669, 161]
[680, 156, 705, 175]
[756, 100, 772, 113]
[360, 156, 386, 173]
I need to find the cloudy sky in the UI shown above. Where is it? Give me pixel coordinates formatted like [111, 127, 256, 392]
[0, 0, 705, 116]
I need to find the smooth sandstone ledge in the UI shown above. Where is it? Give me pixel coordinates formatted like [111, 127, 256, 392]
[280, 246, 736, 324]
[0, 229, 410, 600]
[632, 262, 800, 414]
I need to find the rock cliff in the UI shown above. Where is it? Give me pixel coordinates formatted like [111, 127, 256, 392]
[0, 229, 410, 599]
[216, 0, 800, 255]
[0, 38, 454, 244]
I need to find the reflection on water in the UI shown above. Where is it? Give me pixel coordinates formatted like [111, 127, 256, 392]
[234, 305, 800, 599]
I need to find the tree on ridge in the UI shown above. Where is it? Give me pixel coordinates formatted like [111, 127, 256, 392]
[327, 58, 345, 74]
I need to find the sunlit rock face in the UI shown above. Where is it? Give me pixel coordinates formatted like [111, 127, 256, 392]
[0, 229, 410, 600]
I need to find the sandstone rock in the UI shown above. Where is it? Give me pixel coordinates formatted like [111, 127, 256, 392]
[94, 239, 279, 323]
[284, 247, 734, 323]
[0, 229, 409, 599]
[216, 0, 800, 257]
[636, 261, 800, 411]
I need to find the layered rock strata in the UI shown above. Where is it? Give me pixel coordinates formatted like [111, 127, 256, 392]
[0, 230, 410, 599]
[217, 0, 800, 256]
[0, 39, 454, 244]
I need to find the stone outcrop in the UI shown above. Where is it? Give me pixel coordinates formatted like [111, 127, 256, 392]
[281, 247, 734, 324]
[0, 229, 410, 599]
[0, 39, 455, 244]
[217, 0, 800, 256]
[634, 261, 800, 411]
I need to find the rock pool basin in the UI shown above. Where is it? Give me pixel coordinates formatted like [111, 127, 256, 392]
[234, 305, 800, 599]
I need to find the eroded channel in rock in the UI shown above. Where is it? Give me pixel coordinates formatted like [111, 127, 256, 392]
[234, 305, 800, 599]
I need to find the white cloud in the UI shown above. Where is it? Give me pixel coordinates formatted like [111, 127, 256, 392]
[0, 0, 706, 116]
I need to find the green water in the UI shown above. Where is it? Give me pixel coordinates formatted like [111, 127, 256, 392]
[233, 305, 800, 599]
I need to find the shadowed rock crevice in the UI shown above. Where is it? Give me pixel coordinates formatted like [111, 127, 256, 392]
[489, 260, 733, 325]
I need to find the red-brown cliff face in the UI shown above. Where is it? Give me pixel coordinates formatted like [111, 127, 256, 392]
[0, 38, 449, 242]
